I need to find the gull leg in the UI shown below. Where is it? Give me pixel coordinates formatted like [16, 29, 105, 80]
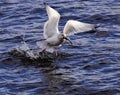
[53, 50, 58, 58]
[41, 48, 46, 57]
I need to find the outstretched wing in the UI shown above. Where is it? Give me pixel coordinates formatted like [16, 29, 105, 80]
[63, 20, 98, 36]
[43, 4, 60, 39]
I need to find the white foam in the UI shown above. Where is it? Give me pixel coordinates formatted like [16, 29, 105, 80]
[15, 42, 39, 59]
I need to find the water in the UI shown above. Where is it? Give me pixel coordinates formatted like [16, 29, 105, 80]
[0, 0, 120, 94]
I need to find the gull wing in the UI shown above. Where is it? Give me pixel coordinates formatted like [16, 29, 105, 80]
[43, 5, 60, 39]
[63, 20, 97, 36]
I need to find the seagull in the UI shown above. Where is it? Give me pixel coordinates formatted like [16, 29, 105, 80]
[36, 3, 99, 56]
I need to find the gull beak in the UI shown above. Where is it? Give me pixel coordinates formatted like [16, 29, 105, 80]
[64, 36, 72, 45]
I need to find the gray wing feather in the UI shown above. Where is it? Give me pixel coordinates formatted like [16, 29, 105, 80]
[43, 5, 60, 39]
[63, 20, 96, 36]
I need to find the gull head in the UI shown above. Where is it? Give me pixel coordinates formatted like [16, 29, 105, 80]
[58, 34, 72, 45]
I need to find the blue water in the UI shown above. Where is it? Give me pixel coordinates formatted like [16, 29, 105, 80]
[0, 0, 120, 95]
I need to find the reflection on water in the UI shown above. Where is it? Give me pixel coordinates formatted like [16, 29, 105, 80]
[0, 0, 120, 94]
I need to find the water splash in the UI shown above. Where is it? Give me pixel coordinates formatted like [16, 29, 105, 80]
[15, 42, 39, 59]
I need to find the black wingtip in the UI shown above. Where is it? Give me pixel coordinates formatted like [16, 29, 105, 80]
[43, 1, 47, 6]
[95, 24, 101, 28]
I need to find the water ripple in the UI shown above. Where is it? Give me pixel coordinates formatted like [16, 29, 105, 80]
[0, 0, 120, 95]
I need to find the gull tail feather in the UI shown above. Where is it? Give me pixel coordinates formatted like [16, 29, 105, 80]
[36, 40, 46, 49]
[36, 41, 55, 53]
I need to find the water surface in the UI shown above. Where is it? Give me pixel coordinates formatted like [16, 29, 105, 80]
[0, 0, 120, 95]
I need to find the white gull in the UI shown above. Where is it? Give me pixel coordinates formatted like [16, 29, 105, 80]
[36, 3, 99, 55]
